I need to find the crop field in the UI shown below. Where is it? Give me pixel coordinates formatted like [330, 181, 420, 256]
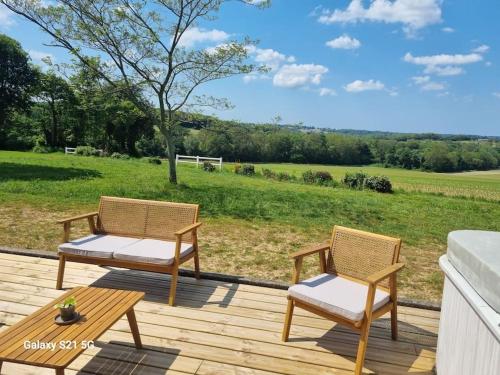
[1, 151, 499, 303]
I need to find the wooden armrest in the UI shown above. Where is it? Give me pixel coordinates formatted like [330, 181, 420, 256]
[175, 222, 202, 236]
[57, 212, 98, 224]
[366, 263, 405, 285]
[289, 243, 330, 259]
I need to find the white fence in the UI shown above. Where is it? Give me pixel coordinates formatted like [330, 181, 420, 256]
[175, 154, 223, 170]
[65, 147, 103, 155]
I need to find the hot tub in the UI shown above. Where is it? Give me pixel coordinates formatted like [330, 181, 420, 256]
[436, 230, 500, 374]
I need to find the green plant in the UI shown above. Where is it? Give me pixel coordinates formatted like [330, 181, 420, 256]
[203, 161, 216, 172]
[343, 172, 368, 189]
[302, 170, 315, 184]
[111, 152, 130, 160]
[262, 168, 277, 179]
[276, 171, 295, 181]
[32, 144, 51, 153]
[238, 164, 255, 176]
[234, 163, 241, 174]
[147, 156, 162, 165]
[76, 146, 101, 157]
[55, 296, 77, 309]
[313, 171, 333, 185]
[365, 175, 393, 193]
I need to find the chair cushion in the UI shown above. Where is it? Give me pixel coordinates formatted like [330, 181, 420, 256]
[58, 235, 140, 259]
[113, 239, 194, 266]
[288, 273, 391, 321]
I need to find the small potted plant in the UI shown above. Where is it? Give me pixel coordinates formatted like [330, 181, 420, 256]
[55, 296, 77, 322]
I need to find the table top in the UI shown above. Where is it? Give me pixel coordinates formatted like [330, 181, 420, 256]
[0, 287, 144, 369]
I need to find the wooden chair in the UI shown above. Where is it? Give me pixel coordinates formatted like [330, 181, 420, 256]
[56, 196, 201, 306]
[282, 225, 404, 375]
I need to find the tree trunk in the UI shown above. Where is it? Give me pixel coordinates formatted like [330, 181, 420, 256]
[166, 133, 177, 184]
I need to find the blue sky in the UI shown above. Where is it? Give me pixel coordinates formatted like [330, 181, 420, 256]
[1, 0, 499, 136]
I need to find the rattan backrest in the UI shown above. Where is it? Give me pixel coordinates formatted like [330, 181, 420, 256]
[97, 196, 199, 242]
[327, 226, 401, 288]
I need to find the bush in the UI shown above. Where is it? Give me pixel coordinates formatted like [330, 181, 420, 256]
[32, 144, 51, 153]
[234, 163, 241, 174]
[110, 152, 130, 160]
[76, 146, 101, 157]
[276, 172, 295, 182]
[147, 157, 162, 165]
[262, 168, 277, 179]
[342, 172, 367, 189]
[237, 164, 255, 176]
[302, 170, 334, 185]
[203, 161, 216, 172]
[365, 175, 393, 193]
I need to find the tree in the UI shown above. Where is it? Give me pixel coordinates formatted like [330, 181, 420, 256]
[2, 0, 269, 183]
[35, 71, 79, 147]
[0, 33, 38, 135]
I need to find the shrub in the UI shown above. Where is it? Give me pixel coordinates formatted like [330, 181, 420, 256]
[234, 163, 241, 174]
[110, 152, 130, 160]
[303, 170, 334, 185]
[76, 146, 100, 157]
[237, 164, 255, 176]
[203, 161, 216, 172]
[262, 168, 277, 179]
[302, 170, 315, 184]
[32, 144, 51, 153]
[365, 175, 393, 193]
[342, 172, 367, 189]
[314, 171, 333, 185]
[276, 171, 295, 182]
[147, 157, 162, 165]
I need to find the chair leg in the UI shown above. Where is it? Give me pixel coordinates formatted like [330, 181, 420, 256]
[194, 249, 200, 280]
[282, 299, 294, 342]
[168, 267, 179, 306]
[56, 255, 66, 290]
[390, 302, 398, 340]
[354, 320, 372, 375]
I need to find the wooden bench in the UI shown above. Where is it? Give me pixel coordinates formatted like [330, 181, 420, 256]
[56, 196, 201, 306]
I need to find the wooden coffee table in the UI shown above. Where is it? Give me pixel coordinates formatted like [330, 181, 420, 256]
[0, 287, 144, 375]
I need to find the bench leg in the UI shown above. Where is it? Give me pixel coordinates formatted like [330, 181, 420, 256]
[168, 268, 179, 306]
[126, 308, 143, 349]
[56, 255, 66, 290]
[354, 320, 372, 375]
[282, 298, 294, 342]
[390, 302, 398, 340]
[56, 368, 65, 375]
[194, 249, 200, 280]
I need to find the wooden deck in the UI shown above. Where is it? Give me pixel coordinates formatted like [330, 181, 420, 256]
[0, 253, 438, 374]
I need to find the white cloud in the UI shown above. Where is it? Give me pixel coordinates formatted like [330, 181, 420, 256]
[423, 65, 464, 76]
[326, 35, 361, 50]
[319, 88, 337, 96]
[493, 92, 500, 99]
[273, 64, 328, 88]
[412, 75, 445, 91]
[472, 44, 490, 54]
[404, 52, 483, 77]
[0, 5, 15, 27]
[318, 0, 442, 37]
[404, 52, 483, 66]
[249, 47, 295, 72]
[29, 50, 55, 64]
[242, 72, 271, 83]
[178, 27, 229, 48]
[344, 79, 385, 93]
[442, 27, 455, 33]
[421, 82, 445, 91]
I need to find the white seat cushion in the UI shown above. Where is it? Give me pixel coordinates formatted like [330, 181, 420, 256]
[58, 235, 140, 259]
[113, 239, 194, 266]
[288, 273, 390, 321]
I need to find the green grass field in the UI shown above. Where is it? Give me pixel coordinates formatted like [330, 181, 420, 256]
[1, 151, 499, 302]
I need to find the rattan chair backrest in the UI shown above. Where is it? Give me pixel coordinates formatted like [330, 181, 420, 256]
[327, 226, 401, 288]
[97, 196, 199, 242]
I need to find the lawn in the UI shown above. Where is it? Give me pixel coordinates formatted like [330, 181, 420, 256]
[1, 151, 499, 302]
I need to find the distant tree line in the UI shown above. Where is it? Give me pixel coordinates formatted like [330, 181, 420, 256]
[1, 33, 498, 173]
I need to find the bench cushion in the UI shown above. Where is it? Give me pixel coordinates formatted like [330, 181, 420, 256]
[113, 239, 194, 266]
[58, 235, 140, 259]
[288, 273, 390, 321]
